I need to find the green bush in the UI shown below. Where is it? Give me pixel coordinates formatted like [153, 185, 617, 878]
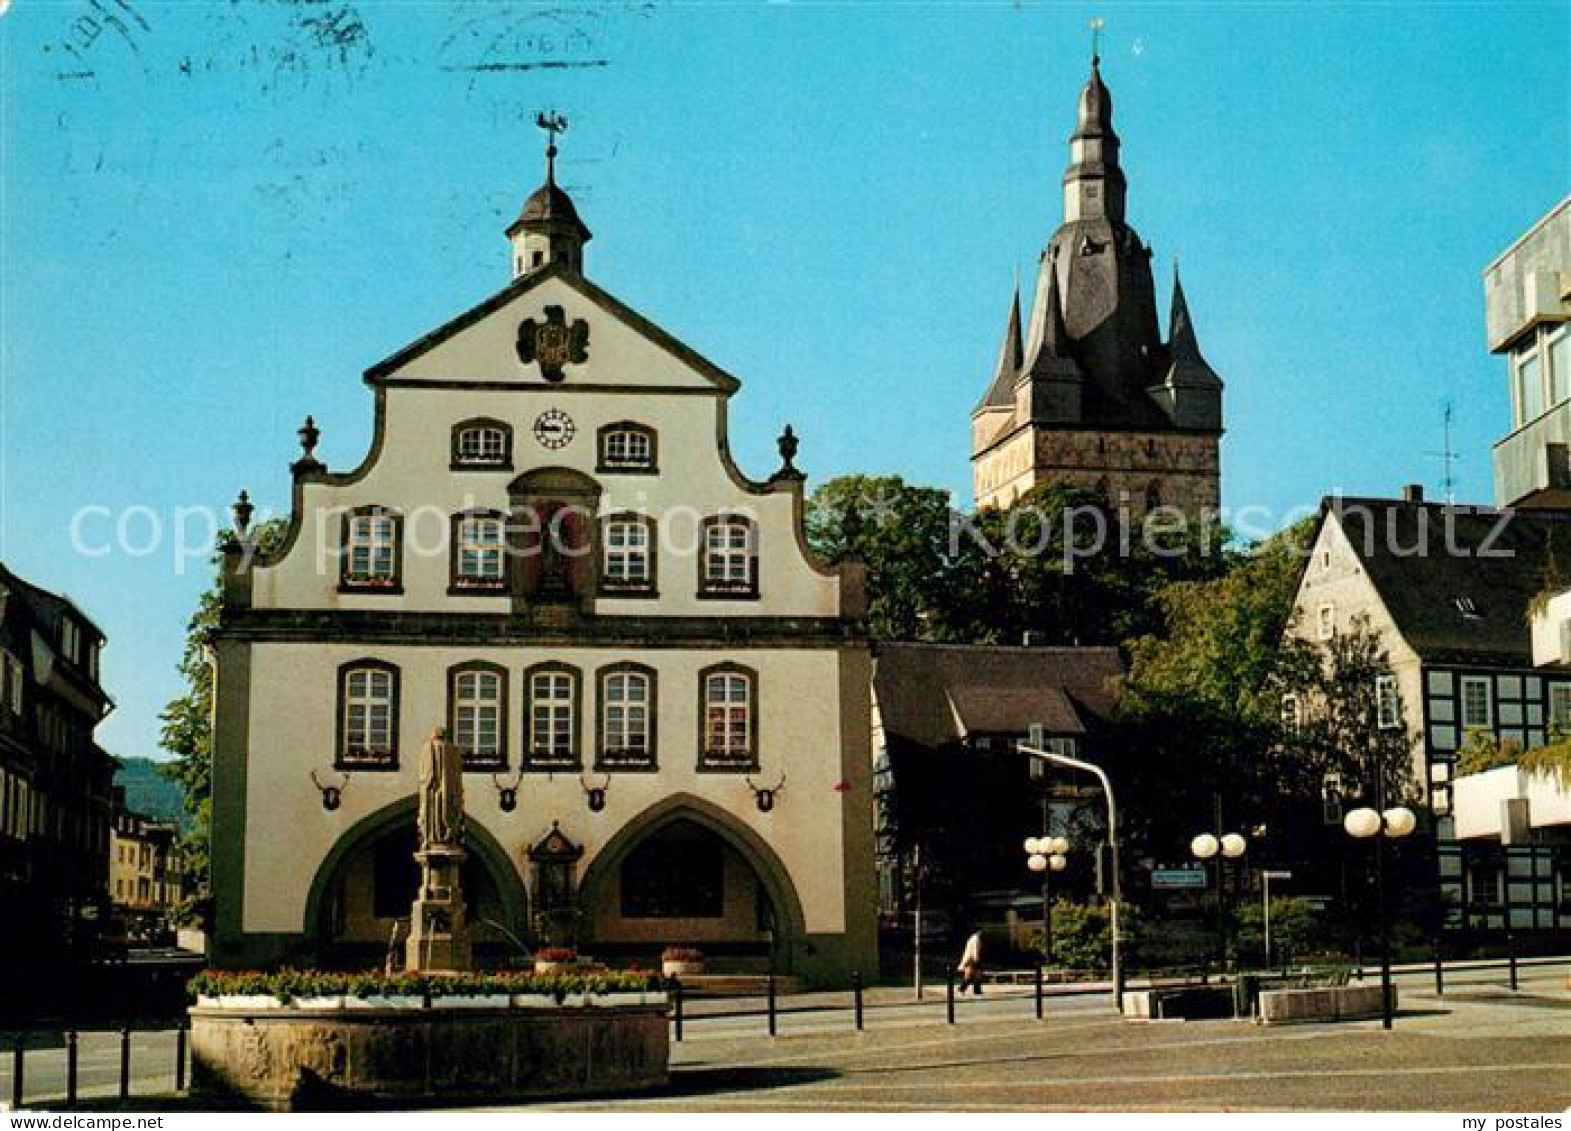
[1029, 900, 1139, 970]
[1232, 896, 1321, 965]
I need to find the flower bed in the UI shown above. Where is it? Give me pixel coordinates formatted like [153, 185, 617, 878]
[188, 967, 663, 1010]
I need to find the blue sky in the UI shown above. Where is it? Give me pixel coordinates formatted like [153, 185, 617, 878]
[2, 1, 1567, 761]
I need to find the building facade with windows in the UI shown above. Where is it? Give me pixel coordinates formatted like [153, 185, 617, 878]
[1488, 196, 1571, 508]
[1291, 493, 1571, 830]
[970, 54, 1224, 516]
[0, 561, 116, 972]
[109, 802, 185, 941]
[209, 143, 877, 985]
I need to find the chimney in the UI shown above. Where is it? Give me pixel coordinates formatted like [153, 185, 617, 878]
[1401, 484, 1425, 503]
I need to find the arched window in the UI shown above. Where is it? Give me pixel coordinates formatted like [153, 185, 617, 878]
[450, 510, 508, 593]
[601, 512, 656, 596]
[597, 663, 656, 770]
[452, 418, 513, 470]
[340, 507, 403, 592]
[699, 514, 759, 598]
[337, 660, 399, 769]
[524, 663, 581, 771]
[448, 662, 508, 769]
[699, 663, 757, 771]
[597, 422, 657, 473]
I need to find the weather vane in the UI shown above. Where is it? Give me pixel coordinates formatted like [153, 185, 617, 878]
[1089, 15, 1105, 61]
[536, 111, 568, 181]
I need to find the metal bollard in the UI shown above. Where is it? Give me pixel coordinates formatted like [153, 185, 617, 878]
[176, 1021, 188, 1092]
[1507, 933, 1519, 991]
[767, 973, 778, 1037]
[66, 1030, 79, 1107]
[1433, 939, 1444, 997]
[12, 1031, 24, 1111]
[671, 978, 684, 1043]
[946, 969, 955, 1025]
[119, 1026, 132, 1101]
[1035, 960, 1044, 1020]
[852, 971, 864, 1032]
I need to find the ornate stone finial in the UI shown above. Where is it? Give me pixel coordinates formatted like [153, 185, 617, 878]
[1089, 15, 1105, 64]
[840, 499, 865, 552]
[232, 490, 254, 537]
[771, 424, 805, 483]
[298, 414, 320, 459]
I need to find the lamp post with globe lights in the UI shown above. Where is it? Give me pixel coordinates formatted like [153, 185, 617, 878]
[1191, 831, 1247, 973]
[1343, 801, 1416, 1029]
[1025, 836, 1069, 963]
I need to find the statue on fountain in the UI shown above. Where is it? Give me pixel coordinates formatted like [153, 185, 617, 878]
[405, 726, 474, 972]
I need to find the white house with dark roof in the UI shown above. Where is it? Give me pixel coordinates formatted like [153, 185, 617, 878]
[1289, 490, 1571, 933]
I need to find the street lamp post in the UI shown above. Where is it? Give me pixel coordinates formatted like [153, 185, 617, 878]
[1017, 743, 1124, 1010]
[1025, 836, 1069, 964]
[1191, 831, 1247, 974]
[1343, 801, 1416, 1030]
[1260, 869, 1294, 970]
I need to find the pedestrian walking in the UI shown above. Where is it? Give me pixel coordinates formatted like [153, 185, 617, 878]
[957, 928, 985, 995]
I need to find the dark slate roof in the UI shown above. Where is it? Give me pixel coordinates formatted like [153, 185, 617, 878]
[873, 642, 1123, 748]
[508, 181, 592, 242]
[1161, 269, 1221, 390]
[975, 286, 1024, 412]
[1326, 498, 1571, 665]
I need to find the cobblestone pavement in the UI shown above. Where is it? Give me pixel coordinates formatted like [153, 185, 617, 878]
[4, 964, 1567, 1112]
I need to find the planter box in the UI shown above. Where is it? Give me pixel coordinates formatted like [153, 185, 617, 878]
[534, 960, 574, 974]
[292, 996, 346, 1011]
[511, 994, 563, 1009]
[1258, 983, 1392, 1025]
[211, 995, 284, 1010]
[343, 995, 424, 1010]
[662, 960, 705, 978]
[434, 994, 511, 1009]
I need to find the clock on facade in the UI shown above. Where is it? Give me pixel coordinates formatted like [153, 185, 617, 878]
[533, 409, 576, 450]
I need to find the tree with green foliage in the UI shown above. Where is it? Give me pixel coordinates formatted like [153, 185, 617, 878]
[159, 521, 284, 929]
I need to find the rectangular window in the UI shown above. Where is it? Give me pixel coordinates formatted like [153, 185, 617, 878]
[528, 670, 578, 767]
[1, 652, 21, 715]
[1550, 684, 1571, 735]
[345, 512, 399, 586]
[453, 668, 504, 768]
[60, 619, 78, 665]
[1518, 349, 1544, 424]
[1376, 675, 1400, 730]
[1281, 693, 1302, 732]
[702, 670, 753, 766]
[342, 666, 397, 766]
[600, 669, 653, 768]
[603, 519, 652, 591]
[1549, 326, 1571, 408]
[1317, 604, 1336, 641]
[702, 517, 757, 595]
[1461, 676, 1493, 730]
[455, 516, 506, 588]
[457, 427, 508, 465]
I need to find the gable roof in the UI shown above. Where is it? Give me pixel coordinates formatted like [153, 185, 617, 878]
[1325, 497, 1571, 666]
[873, 642, 1123, 749]
[363, 260, 741, 393]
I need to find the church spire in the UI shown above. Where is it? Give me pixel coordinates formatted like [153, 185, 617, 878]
[506, 111, 592, 279]
[1165, 266, 1220, 387]
[1018, 255, 1085, 423]
[975, 282, 1024, 411]
[1063, 52, 1126, 224]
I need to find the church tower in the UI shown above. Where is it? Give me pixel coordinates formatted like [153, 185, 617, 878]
[971, 54, 1224, 516]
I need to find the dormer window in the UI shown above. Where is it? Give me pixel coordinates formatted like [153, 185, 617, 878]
[598, 422, 657, 473]
[1454, 596, 1480, 618]
[452, 419, 513, 470]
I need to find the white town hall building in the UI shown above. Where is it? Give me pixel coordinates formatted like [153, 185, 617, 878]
[209, 131, 877, 986]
